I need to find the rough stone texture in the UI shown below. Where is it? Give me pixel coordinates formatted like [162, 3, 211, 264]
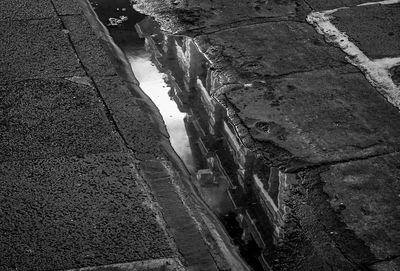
[3, 0, 399, 270]
[64, 258, 183, 271]
[0, 153, 174, 271]
[275, 154, 400, 270]
[391, 65, 400, 85]
[0, 18, 84, 84]
[0, 78, 122, 162]
[140, 161, 218, 271]
[132, 0, 310, 34]
[62, 15, 117, 77]
[195, 21, 350, 79]
[0, 0, 56, 21]
[306, 0, 374, 10]
[93, 76, 165, 160]
[321, 154, 400, 260]
[332, 3, 400, 59]
[273, 198, 358, 270]
[226, 68, 400, 164]
[0, 1, 191, 271]
[134, 0, 400, 269]
[52, 0, 83, 15]
[370, 257, 400, 271]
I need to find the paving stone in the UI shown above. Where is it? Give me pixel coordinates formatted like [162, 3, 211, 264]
[93, 76, 165, 160]
[306, 0, 374, 10]
[333, 3, 400, 59]
[0, 0, 56, 21]
[62, 15, 117, 77]
[195, 21, 349, 79]
[64, 258, 183, 271]
[140, 160, 218, 271]
[0, 18, 84, 84]
[370, 257, 400, 271]
[226, 68, 400, 164]
[0, 78, 122, 161]
[115, 0, 400, 269]
[132, 0, 307, 34]
[321, 153, 400, 260]
[0, 153, 175, 271]
[52, 0, 83, 15]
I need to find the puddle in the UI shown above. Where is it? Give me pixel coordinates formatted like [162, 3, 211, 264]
[91, 1, 290, 270]
[91, 0, 197, 173]
[126, 47, 197, 173]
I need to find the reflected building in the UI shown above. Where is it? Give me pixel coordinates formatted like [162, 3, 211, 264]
[137, 17, 295, 271]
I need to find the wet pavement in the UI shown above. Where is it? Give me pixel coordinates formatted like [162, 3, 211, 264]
[131, 0, 400, 270]
[90, 1, 251, 270]
[0, 0, 232, 270]
[0, 0, 179, 269]
[1, 0, 400, 271]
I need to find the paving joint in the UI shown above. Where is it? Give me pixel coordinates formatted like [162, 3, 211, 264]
[50, 0, 132, 152]
[287, 149, 400, 173]
[303, 0, 315, 10]
[307, 5, 400, 109]
[89, 78, 134, 149]
[367, 254, 400, 266]
[62, 257, 184, 271]
[187, 16, 304, 36]
[0, 16, 56, 22]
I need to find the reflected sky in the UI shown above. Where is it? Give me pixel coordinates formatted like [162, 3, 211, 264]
[91, 0, 196, 174]
[126, 48, 196, 173]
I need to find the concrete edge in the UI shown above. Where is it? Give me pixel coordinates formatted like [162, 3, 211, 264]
[62, 258, 184, 271]
[73, 1, 253, 270]
[76, 0, 169, 139]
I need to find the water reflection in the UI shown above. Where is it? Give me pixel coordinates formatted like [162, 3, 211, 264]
[91, 0, 197, 173]
[135, 18, 269, 270]
[126, 49, 197, 172]
[135, 17, 298, 270]
[92, 1, 295, 269]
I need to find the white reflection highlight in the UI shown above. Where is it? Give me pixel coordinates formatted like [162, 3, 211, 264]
[127, 48, 196, 172]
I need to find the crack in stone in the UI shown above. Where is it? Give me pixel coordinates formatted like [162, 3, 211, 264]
[50, 0, 132, 151]
[283, 149, 400, 173]
[61, 257, 185, 271]
[189, 16, 301, 36]
[0, 16, 56, 22]
[367, 254, 400, 266]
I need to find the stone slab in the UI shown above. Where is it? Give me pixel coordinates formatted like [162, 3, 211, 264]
[306, 0, 374, 10]
[140, 160, 218, 270]
[226, 68, 400, 164]
[0, 0, 56, 21]
[53, 0, 83, 15]
[195, 21, 350, 79]
[321, 153, 400, 260]
[370, 257, 400, 271]
[132, 0, 307, 34]
[0, 153, 175, 271]
[61, 15, 117, 77]
[333, 3, 400, 59]
[64, 258, 183, 271]
[93, 76, 165, 160]
[0, 78, 122, 162]
[0, 18, 84, 84]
